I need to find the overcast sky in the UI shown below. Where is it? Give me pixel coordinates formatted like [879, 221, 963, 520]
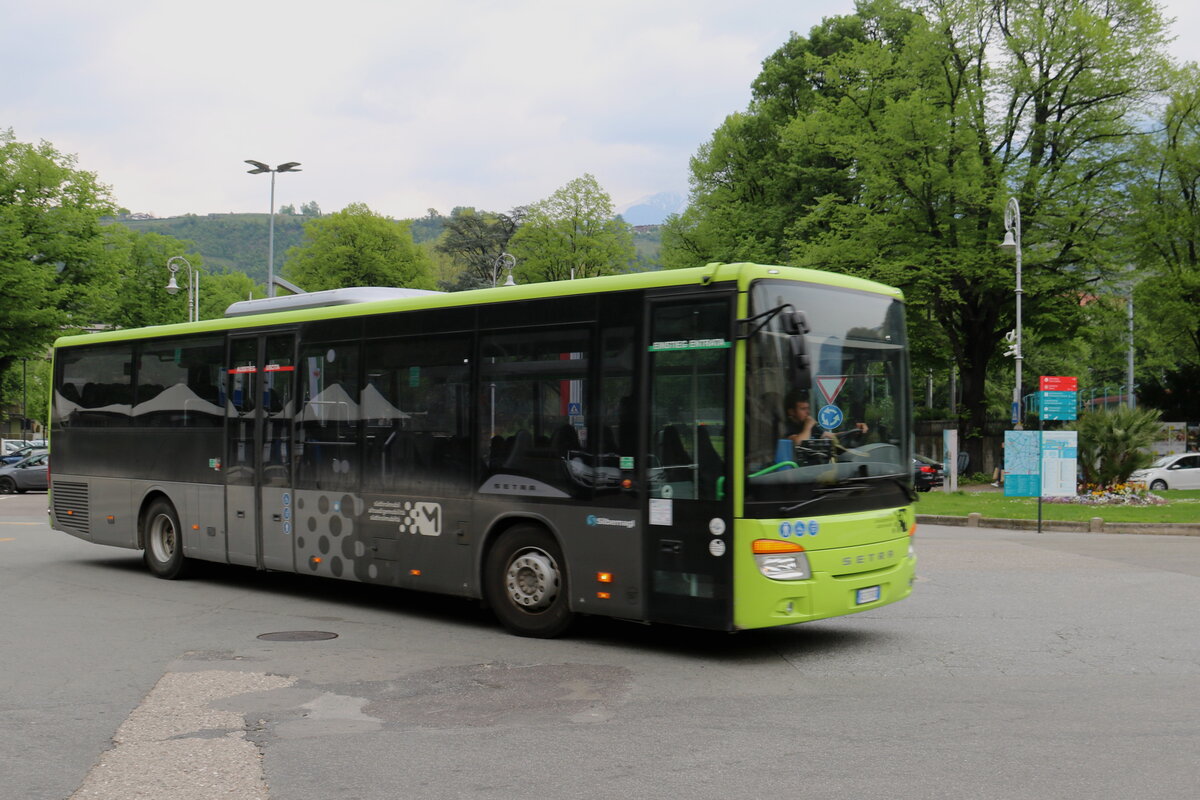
[3, 0, 1196, 221]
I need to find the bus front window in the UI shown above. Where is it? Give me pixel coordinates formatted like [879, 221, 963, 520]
[744, 281, 911, 513]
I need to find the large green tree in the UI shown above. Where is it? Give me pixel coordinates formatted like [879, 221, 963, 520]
[0, 130, 115, 417]
[1127, 63, 1200, 413]
[509, 175, 635, 282]
[435, 206, 522, 289]
[664, 0, 1172, 466]
[100, 225, 203, 328]
[282, 203, 436, 292]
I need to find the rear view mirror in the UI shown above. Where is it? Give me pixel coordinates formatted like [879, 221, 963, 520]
[783, 310, 810, 336]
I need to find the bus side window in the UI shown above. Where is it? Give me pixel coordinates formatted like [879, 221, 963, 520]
[362, 334, 471, 496]
[298, 342, 360, 491]
[479, 328, 590, 498]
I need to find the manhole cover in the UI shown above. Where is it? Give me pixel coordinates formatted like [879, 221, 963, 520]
[257, 630, 339, 642]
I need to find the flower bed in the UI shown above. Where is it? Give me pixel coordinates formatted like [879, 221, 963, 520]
[1042, 483, 1166, 506]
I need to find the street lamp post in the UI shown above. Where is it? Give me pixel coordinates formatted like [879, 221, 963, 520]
[1000, 197, 1023, 428]
[491, 252, 516, 288]
[245, 160, 302, 297]
[165, 255, 202, 322]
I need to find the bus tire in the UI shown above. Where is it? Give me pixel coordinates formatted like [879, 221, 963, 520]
[143, 498, 188, 580]
[484, 525, 573, 638]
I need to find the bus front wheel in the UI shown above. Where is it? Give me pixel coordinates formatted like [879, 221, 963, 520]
[484, 525, 573, 638]
[143, 498, 188, 580]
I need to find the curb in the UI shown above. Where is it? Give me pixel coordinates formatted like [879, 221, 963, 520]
[916, 513, 1200, 536]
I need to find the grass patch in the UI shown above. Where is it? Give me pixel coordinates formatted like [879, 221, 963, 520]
[914, 489, 1200, 523]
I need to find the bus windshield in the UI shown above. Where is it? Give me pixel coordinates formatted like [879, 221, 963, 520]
[744, 280, 911, 512]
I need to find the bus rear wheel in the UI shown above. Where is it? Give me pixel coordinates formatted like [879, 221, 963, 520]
[484, 525, 573, 638]
[143, 498, 188, 580]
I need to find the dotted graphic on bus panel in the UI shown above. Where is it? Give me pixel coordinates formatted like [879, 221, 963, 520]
[294, 492, 370, 581]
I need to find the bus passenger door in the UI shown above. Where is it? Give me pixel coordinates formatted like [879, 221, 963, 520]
[225, 333, 296, 569]
[645, 294, 734, 628]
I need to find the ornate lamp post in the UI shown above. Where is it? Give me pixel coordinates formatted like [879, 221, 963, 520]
[165, 255, 202, 322]
[492, 252, 516, 287]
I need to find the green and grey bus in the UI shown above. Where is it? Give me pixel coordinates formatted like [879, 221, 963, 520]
[48, 263, 916, 637]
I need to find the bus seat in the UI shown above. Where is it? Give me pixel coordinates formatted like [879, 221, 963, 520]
[551, 423, 581, 457]
[657, 424, 691, 467]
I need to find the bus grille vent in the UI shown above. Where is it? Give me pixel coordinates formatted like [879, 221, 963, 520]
[52, 481, 90, 536]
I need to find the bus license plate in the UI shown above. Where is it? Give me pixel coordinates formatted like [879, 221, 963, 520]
[856, 585, 881, 605]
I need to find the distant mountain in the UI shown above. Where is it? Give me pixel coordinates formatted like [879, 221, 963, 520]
[620, 192, 686, 226]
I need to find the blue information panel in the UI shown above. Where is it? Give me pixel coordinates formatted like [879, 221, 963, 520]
[1004, 431, 1040, 497]
[1038, 390, 1078, 421]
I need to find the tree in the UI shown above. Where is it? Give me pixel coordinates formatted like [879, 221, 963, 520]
[663, 0, 1172, 467]
[0, 130, 115, 416]
[435, 206, 521, 289]
[1127, 64, 1200, 382]
[300, 201, 322, 217]
[509, 175, 636, 282]
[100, 225, 202, 328]
[282, 202, 435, 291]
[200, 270, 263, 320]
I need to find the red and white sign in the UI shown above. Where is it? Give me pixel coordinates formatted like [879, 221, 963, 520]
[1040, 375, 1078, 392]
[816, 376, 848, 405]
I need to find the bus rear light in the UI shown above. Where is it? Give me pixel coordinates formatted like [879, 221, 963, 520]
[191, 524, 200, 530]
[311, 557, 322, 564]
[909, 523, 917, 536]
[753, 539, 810, 581]
[596, 572, 613, 583]
[410, 569, 422, 576]
[596, 591, 611, 600]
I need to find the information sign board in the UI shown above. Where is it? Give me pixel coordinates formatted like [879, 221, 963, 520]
[1040, 375, 1078, 392]
[1039, 390, 1078, 421]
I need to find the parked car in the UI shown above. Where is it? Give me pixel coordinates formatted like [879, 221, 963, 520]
[0, 444, 46, 466]
[1129, 453, 1200, 491]
[913, 453, 944, 492]
[0, 452, 49, 493]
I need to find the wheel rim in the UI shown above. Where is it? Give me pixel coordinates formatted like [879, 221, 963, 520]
[149, 512, 177, 563]
[504, 547, 560, 611]
[1151, 480, 1166, 490]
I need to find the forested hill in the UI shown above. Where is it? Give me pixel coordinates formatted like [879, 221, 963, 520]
[108, 212, 662, 284]
[109, 213, 311, 285]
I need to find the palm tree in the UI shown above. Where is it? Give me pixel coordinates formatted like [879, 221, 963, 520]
[1073, 407, 1162, 487]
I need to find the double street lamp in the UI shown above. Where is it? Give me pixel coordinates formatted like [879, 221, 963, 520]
[1000, 197, 1023, 428]
[165, 255, 202, 323]
[245, 160, 302, 297]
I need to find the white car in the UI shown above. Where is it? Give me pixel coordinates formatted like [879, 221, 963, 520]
[1130, 453, 1200, 491]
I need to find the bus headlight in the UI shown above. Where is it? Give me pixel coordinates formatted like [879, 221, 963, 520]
[753, 539, 811, 580]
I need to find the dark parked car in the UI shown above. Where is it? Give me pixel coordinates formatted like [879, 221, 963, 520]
[0, 452, 49, 493]
[913, 454, 944, 492]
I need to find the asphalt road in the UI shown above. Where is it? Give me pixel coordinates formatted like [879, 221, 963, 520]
[3, 490, 1199, 800]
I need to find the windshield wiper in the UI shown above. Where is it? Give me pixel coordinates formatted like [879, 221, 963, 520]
[780, 484, 869, 513]
[841, 473, 917, 502]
